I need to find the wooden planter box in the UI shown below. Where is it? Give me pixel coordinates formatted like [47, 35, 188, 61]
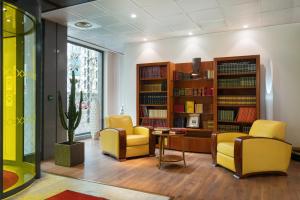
[54, 142, 84, 167]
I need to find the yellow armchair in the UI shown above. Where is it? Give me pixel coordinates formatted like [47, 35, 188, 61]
[100, 115, 155, 160]
[211, 120, 292, 178]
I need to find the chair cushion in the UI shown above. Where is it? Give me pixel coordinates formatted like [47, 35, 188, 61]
[127, 134, 149, 146]
[217, 142, 234, 157]
[106, 115, 134, 135]
[249, 120, 287, 140]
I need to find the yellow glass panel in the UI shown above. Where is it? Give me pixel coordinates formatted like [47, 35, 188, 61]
[3, 34, 17, 161]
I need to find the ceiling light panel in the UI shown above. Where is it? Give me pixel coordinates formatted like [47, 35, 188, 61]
[222, 2, 260, 17]
[143, 0, 183, 17]
[63, 3, 107, 19]
[217, 0, 258, 6]
[261, 0, 294, 12]
[176, 0, 219, 12]
[189, 8, 224, 24]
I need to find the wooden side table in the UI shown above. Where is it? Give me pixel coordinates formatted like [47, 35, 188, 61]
[152, 128, 187, 169]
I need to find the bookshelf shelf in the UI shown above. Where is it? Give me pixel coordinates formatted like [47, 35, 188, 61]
[218, 121, 253, 125]
[217, 72, 256, 77]
[174, 79, 213, 82]
[173, 96, 213, 98]
[140, 117, 167, 120]
[140, 91, 167, 93]
[217, 104, 256, 107]
[174, 112, 213, 114]
[140, 104, 167, 107]
[213, 55, 260, 133]
[218, 87, 256, 90]
[185, 128, 213, 132]
[140, 78, 167, 81]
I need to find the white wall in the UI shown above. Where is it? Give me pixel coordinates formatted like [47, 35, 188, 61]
[104, 51, 123, 117]
[121, 23, 300, 146]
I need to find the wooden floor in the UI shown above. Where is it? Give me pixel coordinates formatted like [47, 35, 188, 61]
[42, 139, 300, 200]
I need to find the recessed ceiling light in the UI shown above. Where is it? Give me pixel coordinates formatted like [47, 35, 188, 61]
[131, 13, 137, 18]
[75, 21, 93, 28]
[243, 25, 249, 29]
[143, 38, 148, 41]
[188, 32, 193, 36]
[6, 19, 11, 23]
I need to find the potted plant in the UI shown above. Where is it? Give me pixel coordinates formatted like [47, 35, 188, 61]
[55, 71, 84, 167]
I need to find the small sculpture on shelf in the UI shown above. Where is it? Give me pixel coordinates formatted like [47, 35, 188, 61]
[191, 57, 201, 78]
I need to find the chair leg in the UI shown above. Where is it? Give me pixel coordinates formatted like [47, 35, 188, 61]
[233, 174, 241, 179]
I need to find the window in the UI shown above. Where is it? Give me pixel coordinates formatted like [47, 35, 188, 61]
[67, 42, 104, 138]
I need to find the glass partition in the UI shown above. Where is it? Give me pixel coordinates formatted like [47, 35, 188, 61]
[2, 1, 36, 196]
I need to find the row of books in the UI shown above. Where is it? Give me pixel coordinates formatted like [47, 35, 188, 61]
[174, 117, 186, 127]
[174, 101, 204, 113]
[174, 71, 191, 80]
[141, 118, 167, 127]
[218, 77, 256, 88]
[174, 70, 214, 80]
[141, 82, 167, 92]
[203, 120, 214, 129]
[236, 107, 256, 123]
[218, 124, 240, 132]
[204, 70, 214, 79]
[140, 94, 167, 105]
[217, 62, 256, 74]
[218, 96, 256, 105]
[139, 107, 168, 118]
[218, 110, 235, 122]
[140, 66, 167, 79]
[242, 126, 251, 133]
[174, 87, 213, 96]
[148, 109, 167, 118]
[174, 116, 214, 129]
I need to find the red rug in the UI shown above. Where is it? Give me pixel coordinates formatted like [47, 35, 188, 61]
[46, 190, 108, 200]
[3, 170, 19, 190]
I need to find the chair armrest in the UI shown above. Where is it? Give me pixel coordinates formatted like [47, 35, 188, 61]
[133, 126, 150, 136]
[211, 132, 248, 165]
[234, 136, 292, 178]
[217, 132, 248, 143]
[100, 128, 126, 160]
[133, 126, 155, 156]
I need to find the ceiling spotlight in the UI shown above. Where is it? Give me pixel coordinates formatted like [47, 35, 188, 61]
[243, 25, 249, 29]
[143, 38, 148, 41]
[131, 13, 137, 18]
[6, 19, 11, 23]
[188, 32, 193, 36]
[75, 21, 93, 28]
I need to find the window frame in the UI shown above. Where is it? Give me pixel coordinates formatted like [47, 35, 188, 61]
[67, 41, 105, 138]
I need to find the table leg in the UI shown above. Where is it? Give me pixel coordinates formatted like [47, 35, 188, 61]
[158, 136, 163, 169]
[182, 136, 187, 167]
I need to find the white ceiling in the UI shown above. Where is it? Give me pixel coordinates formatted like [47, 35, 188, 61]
[42, 0, 300, 52]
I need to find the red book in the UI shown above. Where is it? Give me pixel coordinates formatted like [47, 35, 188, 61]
[174, 104, 184, 113]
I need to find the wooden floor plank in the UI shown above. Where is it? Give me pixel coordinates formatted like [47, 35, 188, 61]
[42, 139, 300, 200]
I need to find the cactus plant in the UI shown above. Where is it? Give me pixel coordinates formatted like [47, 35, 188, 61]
[58, 71, 83, 144]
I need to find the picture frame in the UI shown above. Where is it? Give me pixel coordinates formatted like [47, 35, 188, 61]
[187, 114, 200, 128]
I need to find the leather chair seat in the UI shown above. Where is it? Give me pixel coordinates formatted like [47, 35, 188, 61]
[127, 134, 149, 146]
[217, 142, 234, 157]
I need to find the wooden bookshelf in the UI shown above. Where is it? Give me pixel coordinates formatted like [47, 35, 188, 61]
[213, 55, 260, 133]
[169, 61, 214, 153]
[136, 62, 175, 128]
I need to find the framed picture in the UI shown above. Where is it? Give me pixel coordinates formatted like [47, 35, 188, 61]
[187, 114, 200, 128]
